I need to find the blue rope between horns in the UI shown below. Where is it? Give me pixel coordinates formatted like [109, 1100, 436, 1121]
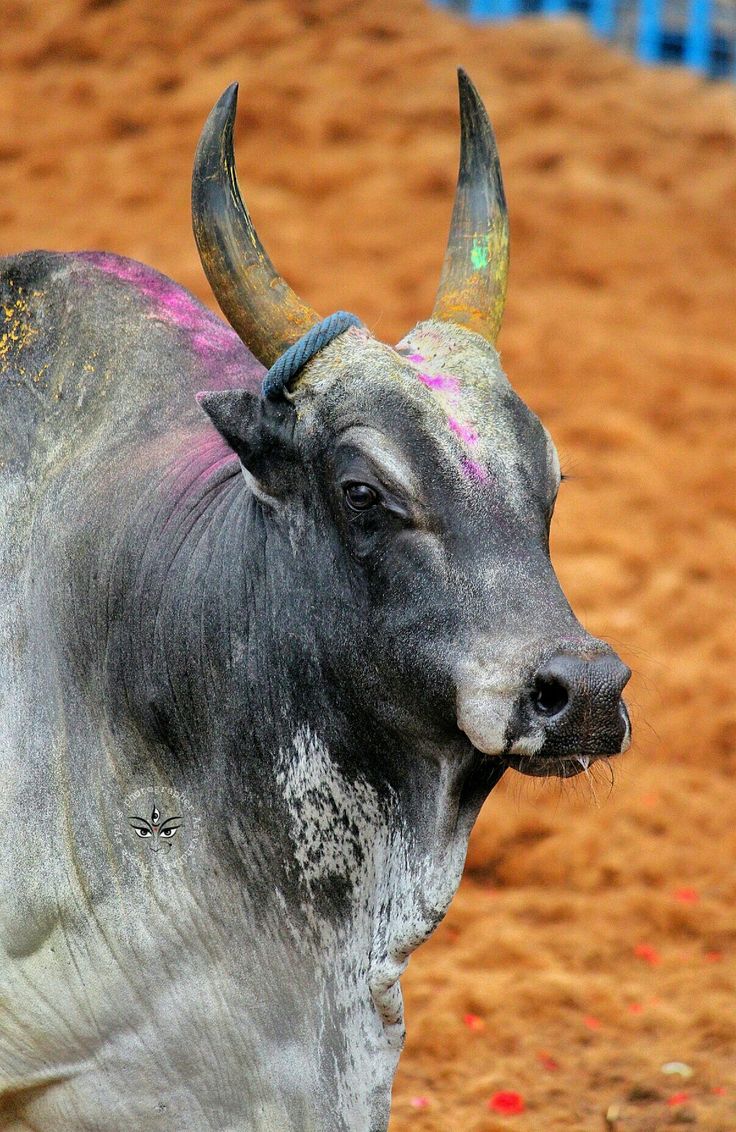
[262, 311, 363, 398]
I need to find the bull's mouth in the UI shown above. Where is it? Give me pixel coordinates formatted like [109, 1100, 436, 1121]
[501, 751, 612, 779]
[500, 699, 631, 779]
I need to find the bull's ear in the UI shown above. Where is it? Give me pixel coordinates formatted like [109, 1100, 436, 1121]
[196, 389, 296, 483]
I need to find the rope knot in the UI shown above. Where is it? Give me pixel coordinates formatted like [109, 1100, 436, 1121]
[262, 311, 363, 398]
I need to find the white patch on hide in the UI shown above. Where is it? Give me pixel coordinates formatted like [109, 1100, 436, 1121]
[275, 727, 398, 1127]
[275, 726, 382, 901]
[275, 726, 474, 1123]
[455, 658, 519, 755]
[509, 732, 545, 757]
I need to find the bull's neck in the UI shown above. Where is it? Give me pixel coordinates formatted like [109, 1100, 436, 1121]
[114, 427, 502, 1069]
[116, 419, 503, 880]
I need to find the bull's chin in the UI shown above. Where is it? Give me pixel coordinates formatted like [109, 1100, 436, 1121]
[463, 741, 614, 779]
[501, 751, 610, 779]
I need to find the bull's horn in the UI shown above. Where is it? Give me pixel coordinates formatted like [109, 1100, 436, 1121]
[432, 69, 509, 345]
[192, 83, 320, 367]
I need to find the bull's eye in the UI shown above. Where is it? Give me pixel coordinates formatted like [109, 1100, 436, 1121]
[344, 483, 378, 512]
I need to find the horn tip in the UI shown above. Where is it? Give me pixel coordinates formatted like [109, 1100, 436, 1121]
[216, 81, 239, 115]
[456, 67, 478, 98]
[456, 68, 486, 118]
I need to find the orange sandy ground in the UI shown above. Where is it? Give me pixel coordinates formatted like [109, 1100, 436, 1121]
[2, 2, 735, 1128]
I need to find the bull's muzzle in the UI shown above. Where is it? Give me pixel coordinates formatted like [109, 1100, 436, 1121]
[457, 643, 632, 777]
[506, 648, 631, 775]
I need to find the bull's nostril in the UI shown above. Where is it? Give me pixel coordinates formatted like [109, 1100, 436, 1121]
[532, 675, 569, 718]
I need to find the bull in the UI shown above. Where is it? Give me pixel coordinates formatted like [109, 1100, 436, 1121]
[0, 72, 630, 1130]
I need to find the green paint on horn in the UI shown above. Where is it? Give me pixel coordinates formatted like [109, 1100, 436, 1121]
[470, 240, 489, 270]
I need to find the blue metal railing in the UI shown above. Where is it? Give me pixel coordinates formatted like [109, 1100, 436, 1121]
[444, 0, 736, 78]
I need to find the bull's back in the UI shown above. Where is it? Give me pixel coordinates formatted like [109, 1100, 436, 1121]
[0, 250, 259, 486]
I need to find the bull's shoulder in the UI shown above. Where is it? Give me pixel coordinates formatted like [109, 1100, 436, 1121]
[0, 250, 261, 479]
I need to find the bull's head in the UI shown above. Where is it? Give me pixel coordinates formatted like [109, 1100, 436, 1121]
[193, 73, 630, 780]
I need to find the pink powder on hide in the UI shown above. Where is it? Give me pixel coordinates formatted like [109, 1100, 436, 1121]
[406, 353, 425, 363]
[417, 371, 460, 395]
[461, 458, 488, 483]
[449, 417, 478, 445]
[80, 252, 235, 357]
[162, 433, 240, 522]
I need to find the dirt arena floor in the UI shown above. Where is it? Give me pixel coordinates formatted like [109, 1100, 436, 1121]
[2, 1, 735, 1128]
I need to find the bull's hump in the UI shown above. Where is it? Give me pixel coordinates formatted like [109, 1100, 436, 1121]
[0, 250, 261, 478]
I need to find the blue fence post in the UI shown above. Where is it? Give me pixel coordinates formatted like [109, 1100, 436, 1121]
[589, 0, 617, 37]
[468, 0, 521, 16]
[637, 0, 664, 62]
[441, 0, 733, 80]
[684, 0, 712, 68]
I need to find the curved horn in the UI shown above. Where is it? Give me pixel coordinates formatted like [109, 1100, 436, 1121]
[432, 69, 509, 345]
[192, 83, 320, 367]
